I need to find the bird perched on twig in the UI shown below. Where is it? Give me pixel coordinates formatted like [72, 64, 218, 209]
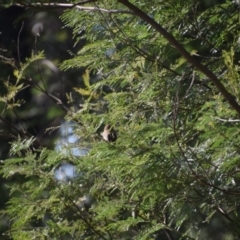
[101, 124, 117, 142]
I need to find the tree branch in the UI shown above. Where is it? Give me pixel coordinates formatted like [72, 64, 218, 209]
[214, 117, 240, 122]
[117, 0, 240, 116]
[216, 206, 234, 223]
[13, 1, 134, 14]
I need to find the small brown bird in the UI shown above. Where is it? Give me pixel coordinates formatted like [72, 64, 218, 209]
[101, 124, 117, 142]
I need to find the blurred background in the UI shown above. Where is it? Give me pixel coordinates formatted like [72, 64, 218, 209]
[0, 5, 86, 235]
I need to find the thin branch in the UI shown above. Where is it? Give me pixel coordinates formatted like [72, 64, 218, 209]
[214, 117, 240, 122]
[13, 2, 134, 15]
[164, 229, 175, 240]
[216, 206, 234, 223]
[183, 71, 195, 99]
[17, 21, 24, 64]
[0, 55, 15, 62]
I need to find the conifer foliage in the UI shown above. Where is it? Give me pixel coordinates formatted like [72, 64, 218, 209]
[1, 0, 240, 239]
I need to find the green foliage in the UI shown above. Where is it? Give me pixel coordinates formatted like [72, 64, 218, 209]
[2, 0, 240, 239]
[0, 51, 45, 109]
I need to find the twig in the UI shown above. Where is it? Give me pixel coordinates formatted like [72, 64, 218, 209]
[216, 206, 234, 223]
[183, 71, 195, 98]
[0, 55, 14, 61]
[17, 21, 24, 64]
[214, 117, 240, 122]
[13, 2, 134, 15]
